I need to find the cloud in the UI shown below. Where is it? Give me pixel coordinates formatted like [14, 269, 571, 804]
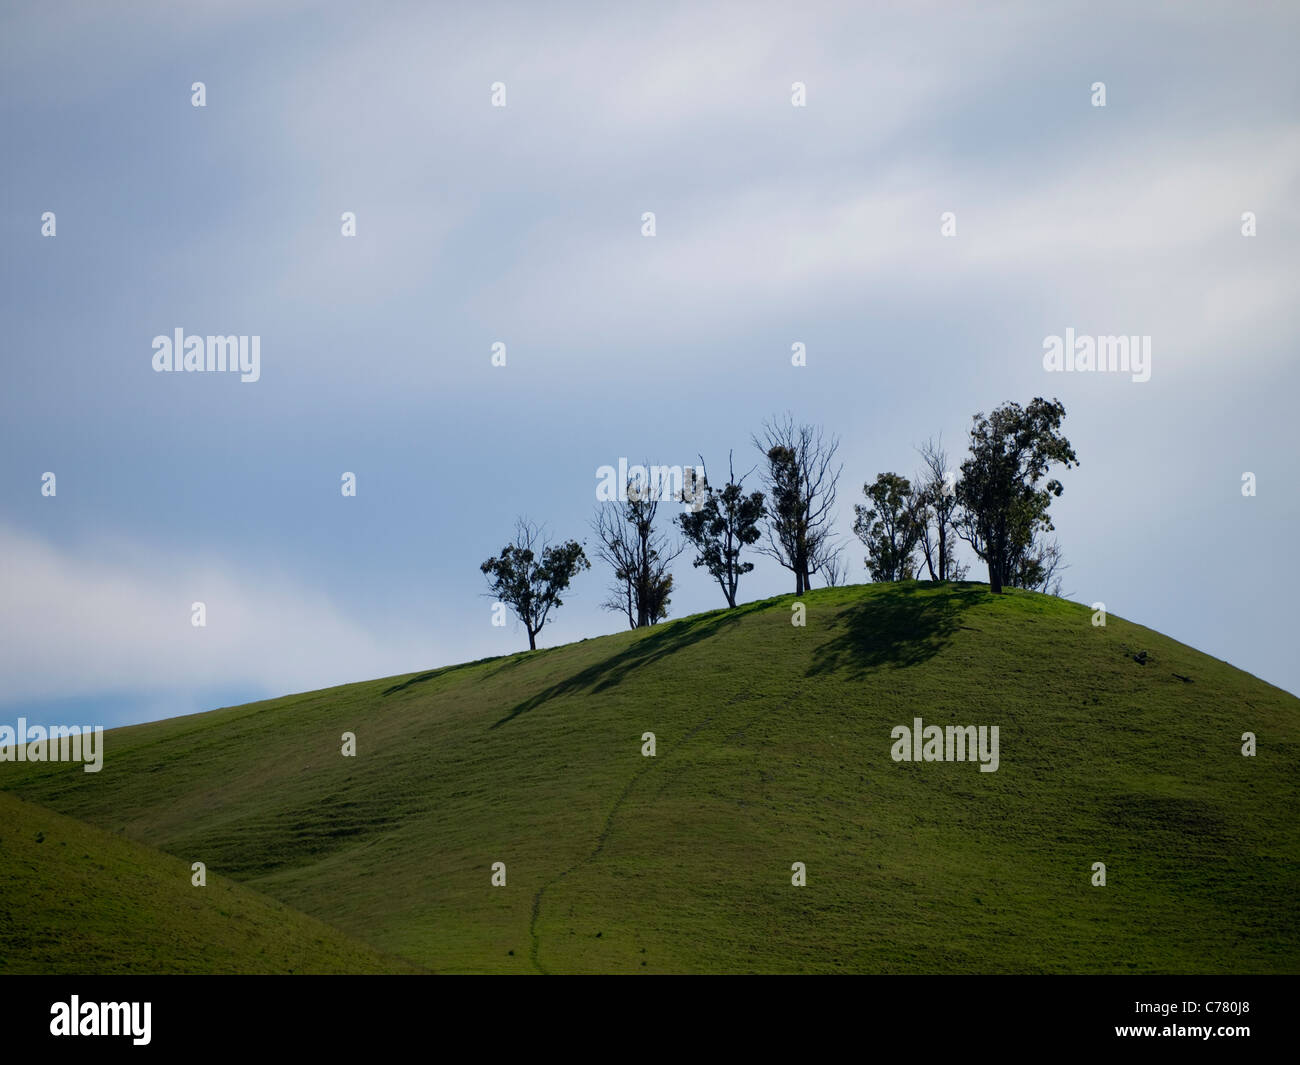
[0, 524, 431, 706]
[2, 0, 1298, 710]
[465, 123, 1300, 363]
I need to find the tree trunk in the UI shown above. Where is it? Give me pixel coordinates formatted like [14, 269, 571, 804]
[922, 541, 938, 581]
[988, 560, 1003, 595]
[527, 628, 537, 650]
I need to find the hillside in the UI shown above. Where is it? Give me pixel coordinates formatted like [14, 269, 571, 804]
[0, 790, 421, 974]
[2, 582, 1297, 973]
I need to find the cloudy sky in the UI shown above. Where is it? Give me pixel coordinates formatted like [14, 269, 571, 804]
[2, 0, 1297, 734]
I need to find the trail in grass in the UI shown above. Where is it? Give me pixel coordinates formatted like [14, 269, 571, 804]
[527, 713, 716, 973]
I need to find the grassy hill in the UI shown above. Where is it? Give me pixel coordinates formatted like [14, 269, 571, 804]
[0, 790, 421, 973]
[2, 582, 1297, 973]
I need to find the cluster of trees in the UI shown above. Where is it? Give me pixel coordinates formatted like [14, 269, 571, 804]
[854, 398, 1077, 595]
[481, 398, 1078, 649]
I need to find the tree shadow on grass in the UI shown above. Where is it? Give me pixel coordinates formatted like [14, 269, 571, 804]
[491, 601, 769, 729]
[806, 582, 988, 680]
[381, 657, 506, 697]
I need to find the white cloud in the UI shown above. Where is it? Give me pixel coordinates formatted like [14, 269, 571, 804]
[470, 125, 1300, 360]
[0, 524, 432, 705]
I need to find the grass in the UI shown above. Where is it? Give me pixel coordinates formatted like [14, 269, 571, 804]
[0, 790, 421, 973]
[1, 581, 1297, 973]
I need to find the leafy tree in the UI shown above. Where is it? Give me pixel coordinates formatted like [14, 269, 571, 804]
[753, 416, 842, 595]
[955, 397, 1078, 594]
[854, 472, 924, 582]
[480, 519, 589, 650]
[593, 476, 683, 629]
[677, 452, 765, 608]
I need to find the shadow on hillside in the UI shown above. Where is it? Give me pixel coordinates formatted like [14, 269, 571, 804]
[490, 601, 768, 729]
[381, 658, 496, 697]
[806, 583, 986, 679]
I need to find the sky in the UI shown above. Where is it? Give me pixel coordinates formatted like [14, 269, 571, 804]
[2, 0, 1298, 736]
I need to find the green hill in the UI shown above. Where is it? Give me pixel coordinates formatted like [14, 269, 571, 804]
[2, 582, 1297, 973]
[0, 790, 421, 973]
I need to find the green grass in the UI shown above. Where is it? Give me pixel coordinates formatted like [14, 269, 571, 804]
[2, 582, 1297, 973]
[0, 790, 421, 973]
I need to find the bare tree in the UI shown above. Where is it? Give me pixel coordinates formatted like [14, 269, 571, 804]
[1009, 533, 1068, 596]
[753, 415, 843, 595]
[914, 436, 963, 582]
[1036, 536, 1068, 597]
[816, 545, 849, 587]
[592, 472, 684, 629]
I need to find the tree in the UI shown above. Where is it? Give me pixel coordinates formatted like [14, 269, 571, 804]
[677, 451, 765, 608]
[753, 416, 843, 595]
[816, 546, 849, 587]
[914, 436, 965, 581]
[480, 519, 589, 650]
[1009, 533, 1068, 595]
[955, 397, 1078, 595]
[854, 472, 924, 582]
[593, 475, 683, 629]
